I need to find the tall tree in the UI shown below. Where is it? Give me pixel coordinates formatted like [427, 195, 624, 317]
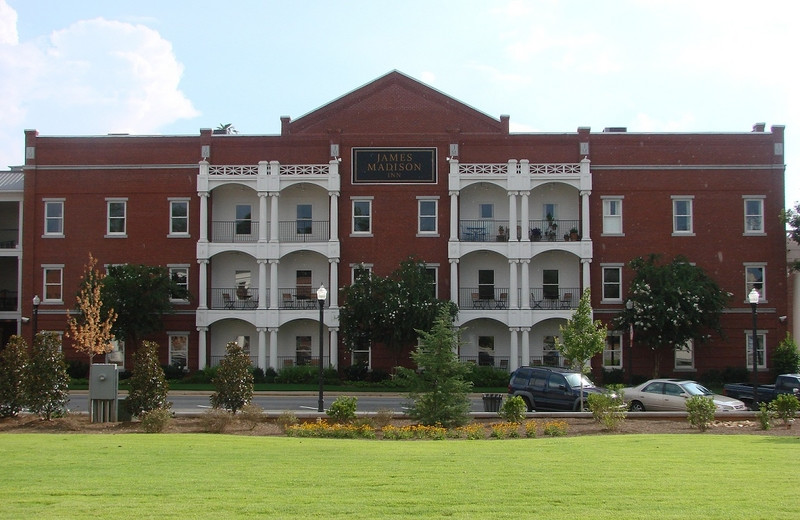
[614, 254, 730, 376]
[404, 308, 472, 427]
[26, 332, 70, 420]
[66, 254, 117, 365]
[339, 258, 457, 367]
[101, 263, 188, 348]
[0, 335, 29, 418]
[555, 289, 607, 410]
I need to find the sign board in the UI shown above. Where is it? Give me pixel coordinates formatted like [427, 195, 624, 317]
[352, 148, 437, 183]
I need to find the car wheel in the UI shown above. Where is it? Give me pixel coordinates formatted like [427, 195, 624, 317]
[574, 399, 590, 412]
[629, 400, 646, 412]
[523, 397, 534, 412]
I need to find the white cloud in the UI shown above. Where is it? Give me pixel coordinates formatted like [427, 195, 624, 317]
[0, 3, 198, 168]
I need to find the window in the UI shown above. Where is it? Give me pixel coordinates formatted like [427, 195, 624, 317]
[169, 199, 189, 236]
[478, 269, 495, 300]
[235, 204, 252, 235]
[296, 270, 312, 299]
[351, 263, 372, 283]
[603, 333, 622, 369]
[106, 199, 127, 236]
[744, 197, 764, 234]
[236, 335, 251, 359]
[672, 197, 693, 234]
[746, 332, 766, 370]
[601, 265, 622, 302]
[43, 266, 63, 302]
[478, 336, 495, 366]
[351, 345, 371, 369]
[745, 265, 765, 301]
[44, 199, 64, 236]
[296, 204, 312, 235]
[480, 203, 494, 219]
[542, 269, 559, 300]
[542, 335, 560, 366]
[674, 340, 694, 371]
[352, 199, 372, 234]
[425, 267, 438, 298]
[543, 204, 557, 220]
[169, 266, 189, 302]
[418, 199, 437, 234]
[602, 198, 623, 235]
[168, 334, 188, 369]
[296, 336, 312, 365]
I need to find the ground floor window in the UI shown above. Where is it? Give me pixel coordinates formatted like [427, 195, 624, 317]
[603, 333, 622, 369]
[746, 332, 766, 370]
[478, 336, 494, 366]
[296, 336, 311, 365]
[169, 334, 188, 369]
[674, 340, 694, 371]
[351, 347, 371, 369]
[543, 335, 560, 366]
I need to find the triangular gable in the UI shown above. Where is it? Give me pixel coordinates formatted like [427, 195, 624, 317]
[284, 70, 507, 136]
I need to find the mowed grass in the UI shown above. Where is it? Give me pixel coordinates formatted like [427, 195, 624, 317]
[1, 434, 798, 519]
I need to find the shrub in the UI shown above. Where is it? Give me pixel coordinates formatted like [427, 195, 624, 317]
[251, 367, 266, 384]
[466, 365, 509, 387]
[602, 369, 625, 385]
[542, 420, 568, 437]
[66, 360, 90, 380]
[498, 395, 527, 423]
[770, 393, 799, 428]
[524, 419, 538, 438]
[772, 334, 800, 376]
[201, 408, 234, 433]
[263, 367, 277, 383]
[0, 335, 29, 418]
[210, 341, 254, 413]
[372, 408, 394, 429]
[183, 366, 217, 384]
[26, 332, 70, 420]
[161, 363, 186, 381]
[239, 403, 266, 430]
[139, 408, 172, 433]
[686, 395, 716, 431]
[285, 419, 376, 439]
[587, 386, 627, 431]
[756, 402, 774, 430]
[326, 396, 358, 423]
[276, 410, 298, 432]
[127, 341, 171, 418]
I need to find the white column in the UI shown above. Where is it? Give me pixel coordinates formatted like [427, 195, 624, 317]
[508, 192, 518, 241]
[520, 259, 530, 309]
[257, 328, 267, 370]
[581, 190, 591, 240]
[582, 259, 592, 294]
[269, 260, 279, 308]
[270, 193, 279, 242]
[199, 192, 209, 242]
[258, 260, 267, 309]
[197, 327, 207, 369]
[269, 328, 279, 369]
[329, 328, 339, 369]
[521, 327, 530, 367]
[329, 192, 339, 241]
[509, 328, 519, 372]
[197, 260, 208, 309]
[259, 193, 268, 242]
[450, 191, 459, 240]
[450, 259, 459, 304]
[520, 191, 530, 241]
[329, 259, 339, 307]
[509, 260, 518, 308]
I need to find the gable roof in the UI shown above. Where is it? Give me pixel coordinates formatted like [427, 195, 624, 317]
[283, 70, 508, 137]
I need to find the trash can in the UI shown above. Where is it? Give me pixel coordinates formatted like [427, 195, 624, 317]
[482, 393, 504, 412]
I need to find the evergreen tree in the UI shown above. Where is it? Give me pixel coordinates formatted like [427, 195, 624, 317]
[210, 341, 254, 413]
[0, 335, 29, 417]
[26, 332, 70, 420]
[772, 334, 800, 376]
[404, 308, 472, 427]
[126, 340, 171, 418]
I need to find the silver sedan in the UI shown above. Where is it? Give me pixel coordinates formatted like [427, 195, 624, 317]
[622, 379, 747, 412]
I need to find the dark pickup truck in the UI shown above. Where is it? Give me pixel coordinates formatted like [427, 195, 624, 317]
[723, 374, 800, 408]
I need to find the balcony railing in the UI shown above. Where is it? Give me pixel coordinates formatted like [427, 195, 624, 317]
[459, 355, 566, 371]
[458, 287, 580, 310]
[209, 287, 261, 310]
[211, 221, 261, 242]
[0, 228, 18, 248]
[278, 220, 330, 242]
[279, 288, 328, 309]
[459, 219, 581, 242]
[459, 287, 510, 309]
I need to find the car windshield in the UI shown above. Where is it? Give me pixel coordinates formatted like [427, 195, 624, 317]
[564, 373, 594, 388]
[682, 382, 713, 396]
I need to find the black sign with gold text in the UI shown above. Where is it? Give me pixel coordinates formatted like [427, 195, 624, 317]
[352, 148, 436, 183]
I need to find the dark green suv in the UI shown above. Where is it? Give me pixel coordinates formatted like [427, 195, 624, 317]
[508, 366, 603, 411]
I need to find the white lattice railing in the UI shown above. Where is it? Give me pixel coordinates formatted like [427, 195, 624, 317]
[208, 165, 258, 176]
[280, 164, 329, 176]
[458, 163, 581, 175]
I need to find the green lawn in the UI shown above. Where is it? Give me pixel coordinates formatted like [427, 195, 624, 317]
[1, 434, 798, 519]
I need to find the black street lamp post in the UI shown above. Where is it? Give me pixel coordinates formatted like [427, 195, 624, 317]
[317, 284, 328, 413]
[32, 295, 40, 339]
[748, 288, 760, 409]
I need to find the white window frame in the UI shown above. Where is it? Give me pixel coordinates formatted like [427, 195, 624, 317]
[479, 203, 494, 219]
[351, 263, 373, 283]
[169, 198, 190, 237]
[674, 339, 695, 371]
[168, 333, 189, 369]
[601, 197, 623, 235]
[417, 197, 438, 235]
[746, 332, 767, 370]
[168, 265, 190, 303]
[43, 199, 64, 237]
[351, 197, 373, 235]
[106, 198, 128, 237]
[42, 265, 64, 303]
[744, 264, 766, 302]
[425, 265, 438, 298]
[671, 196, 694, 235]
[743, 196, 765, 235]
[40, 331, 64, 352]
[603, 332, 623, 370]
[601, 264, 623, 303]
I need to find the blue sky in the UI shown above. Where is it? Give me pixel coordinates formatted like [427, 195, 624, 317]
[1, 0, 797, 206]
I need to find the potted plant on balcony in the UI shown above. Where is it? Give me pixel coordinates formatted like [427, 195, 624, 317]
[545, 214, 558, 241]
[497, 226, 507, 242]
[530, 227, 542, 241]
[569, 227, 580, 241]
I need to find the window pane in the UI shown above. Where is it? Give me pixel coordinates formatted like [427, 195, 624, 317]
[602, 267, 621, 300]
[171, 201, 188, 233]
[419, 200, 436, 232]
[108, 202, 126, 233]
[745, 200, 763, 232]
[480, 204, 493, 219]
[353, 201, 371, 232]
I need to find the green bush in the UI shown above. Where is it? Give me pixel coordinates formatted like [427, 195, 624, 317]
[756, 402, 774, 430]
[26, 332, 70, 420]
[772, 334, 800, 376]
[251, 367, 266, 384]
[326, 396, 358, 423]
[211, 342, 254, 413]
[686, 395, 716, 431]
[602, 369, 625, 386]
[183, 366, 218, 384]
[498, 395, 526, 423]
[276, 365, 339, 385]
[770, 393, 799, 428]
[139, 408, 172, 433]
[66, 360, 90, 380]
[0, 335, 29, 418]
[587, 387, 627, 431]
[276, 410, 298, 432]
[127, 341, 171, 418]
[466, 364, 509, 388]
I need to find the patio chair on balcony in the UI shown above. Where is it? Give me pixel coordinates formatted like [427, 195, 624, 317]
[496, 293, 508, 309]
[222, 293, 235, 309]
[282, 293, 295, 309]
[559, 293, 573, 309]
[471, 293, 484, 309]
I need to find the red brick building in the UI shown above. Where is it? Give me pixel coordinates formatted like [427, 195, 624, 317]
[10, 71, 789, 383]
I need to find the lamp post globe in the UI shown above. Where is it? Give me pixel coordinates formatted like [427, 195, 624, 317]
[316, 284, 328, 413]
[748, 288, 760, 408]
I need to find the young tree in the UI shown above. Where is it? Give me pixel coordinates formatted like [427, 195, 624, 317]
[555, 289, 608, 410]
[26, 332, 70, 420]
[772, 334, 800, 376]
[210, 341, 254, 413]
[615, 254, 730, 376]
[404, 308, 472, 427]
[101, 263, 189, 348]
[339, 258, 457, 367]
[66, 254, 117, 365]
[0, 335, 29, 418]
[126, 340, 171, 418]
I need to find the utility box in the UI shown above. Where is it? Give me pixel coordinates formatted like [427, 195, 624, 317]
[89, 364, 119, 422]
